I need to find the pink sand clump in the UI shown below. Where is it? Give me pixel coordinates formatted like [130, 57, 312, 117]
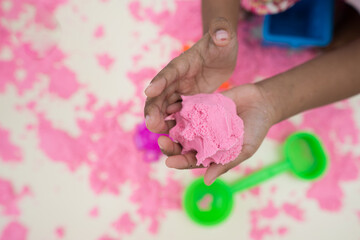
[168, 93, 244, 167]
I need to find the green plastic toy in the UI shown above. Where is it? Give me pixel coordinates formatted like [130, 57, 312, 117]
[183, 132, 328, 226]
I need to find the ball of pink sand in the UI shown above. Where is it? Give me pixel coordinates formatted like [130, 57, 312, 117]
[168, 93, 244, 167]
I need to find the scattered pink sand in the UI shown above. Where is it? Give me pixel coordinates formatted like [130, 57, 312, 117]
[231, 18, 316, 84]
[38, 115, 88, 171]
[282, 203, 304, 221]
[260, 201, 278, 218]
[268, 104, 359, 211]
[47, 65, 80, 98]
[94, 25, 105, 38]
[89, 206, 99, 217]
[198, 194, 213, 211]
[98, 235, 117, 240]
[132, 54, 142, 66]
[250, 209, 272, 240]
[243, 167, 262, 196]
[0, 0, 359, 239]
[0, 0, 79, 98]
[55, 226, 65, 238]
[250, 200, 307, 240]
[0, 0, 67, 29]
[0, 43, 80, 98]
[278, 226, 288, 236]
[248, 187, 260, 196]
[127, 67, 157, 103]
[130, 177, 182, 234]
[0, 127, 22, 162]
[96, 53, 115, 71]
[112, 213, 135, 235]
[129, 0, 202, 44]
[35, 95, 183, 233]
[0, 178, 25, 215]
[0, 221, 27, 240]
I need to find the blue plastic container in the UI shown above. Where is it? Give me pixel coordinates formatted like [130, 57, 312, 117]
[263, 0, 334, 48]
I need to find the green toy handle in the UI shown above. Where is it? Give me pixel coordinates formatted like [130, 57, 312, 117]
[229, 160, 290, 193]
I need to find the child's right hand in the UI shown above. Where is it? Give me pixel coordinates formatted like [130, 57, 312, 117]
[158, 83, 275, 185]
[144, 18, 238, 134]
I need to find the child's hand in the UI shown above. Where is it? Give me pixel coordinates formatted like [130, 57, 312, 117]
[144, 18, 238, 134]
[158, 84, 276, 185]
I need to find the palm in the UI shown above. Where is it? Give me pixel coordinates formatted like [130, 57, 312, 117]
[177, 32, 238, 94]
[224, 85, 273, 159]
[161, 84, 274, 185]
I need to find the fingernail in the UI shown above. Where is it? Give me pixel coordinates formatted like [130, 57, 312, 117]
[158, 140, 164, 150]
[145, 115, 151, 126]
[215, 30, 228, 41]
[209, 178, 216, 185]
[144, 82, 152, 94]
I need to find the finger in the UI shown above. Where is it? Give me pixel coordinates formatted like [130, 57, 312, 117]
[144, 98, 175, 133]
[204, 144, 255, 185]
[167, 93, 181, 105]
[144, 57, 190, 98]
[158, 135, 182, 156]
[166, 152, 203, 169]
[166, 102, 182, 114]
[144, 81, 181, 133]
[209, 17, 235, 47]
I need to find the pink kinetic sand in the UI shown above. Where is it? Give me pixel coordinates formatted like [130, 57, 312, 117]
[168, 93, 244, 167]
[96, 53, 114, 71]
[55, 227, 65, 238]
[112, 212, 135, 234]
[0, 127, 22, 162]
[94, 25, 104, 38]
[0, 178, 24, 215]
[0, 221, 27, 240]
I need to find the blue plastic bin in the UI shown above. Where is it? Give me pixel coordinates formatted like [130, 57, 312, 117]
[263, 0, 334, 48]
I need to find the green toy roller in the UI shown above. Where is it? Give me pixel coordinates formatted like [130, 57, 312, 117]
[183, 132, 328, 226]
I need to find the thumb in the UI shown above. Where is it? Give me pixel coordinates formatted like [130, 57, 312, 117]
[209, 17, 236, 47]
[203, 144, 256, 185]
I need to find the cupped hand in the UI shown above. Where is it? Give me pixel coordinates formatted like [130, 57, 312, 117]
[158, 84, 276, 185]
[144, 17, 238, 134]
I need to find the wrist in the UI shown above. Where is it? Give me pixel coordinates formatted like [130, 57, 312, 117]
[255, 80, 284, 126]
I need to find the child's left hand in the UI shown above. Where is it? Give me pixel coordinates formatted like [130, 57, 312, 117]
[158, 84, 276, 185]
